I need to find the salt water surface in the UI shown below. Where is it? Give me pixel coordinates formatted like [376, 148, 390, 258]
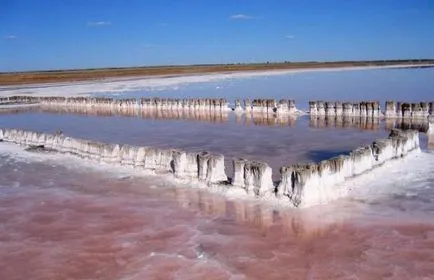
[1, 67, 434, 279]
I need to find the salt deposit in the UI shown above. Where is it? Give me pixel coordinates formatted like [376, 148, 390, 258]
[0, 127, 421, 207]
[384, 101, 433, 118]
[277, 129, 420, 207]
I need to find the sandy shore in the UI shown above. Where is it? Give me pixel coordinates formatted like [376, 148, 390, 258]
[0, 64, 432, 97]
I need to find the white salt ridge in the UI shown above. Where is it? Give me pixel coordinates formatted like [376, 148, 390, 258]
[0, 127, 422, 208]
[0, 128, 229, 186]
[1, 64, 431, 97]
[277, 129, 420, 207]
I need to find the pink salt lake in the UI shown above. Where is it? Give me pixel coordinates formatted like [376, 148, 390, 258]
[1, 68, 434, 279]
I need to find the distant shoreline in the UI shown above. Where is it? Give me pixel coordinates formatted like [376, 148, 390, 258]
[1, 60, 433, 86]
[1, 63, 433, 97]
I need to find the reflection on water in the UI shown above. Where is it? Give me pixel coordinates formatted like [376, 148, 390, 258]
[385, 118, 430, 133]
[1, 106, 301, 127]
[1, 106, 230, 124]
[240, 112, 297, 127]
[2, 105, 430, 132]
[0, 109, 389, 180]
[309, 116, 381, 130]
[1, 148, 434, 279]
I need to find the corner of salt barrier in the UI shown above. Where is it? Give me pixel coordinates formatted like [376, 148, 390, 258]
[276, 128, 422, 208]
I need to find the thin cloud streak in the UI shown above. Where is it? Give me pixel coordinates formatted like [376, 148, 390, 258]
[142, 43, 258, 48]
[285, 35, 295, 39]
[5, 35, 18, 40]
[87, 21, 112, 27]
[230, 14, 256, 20]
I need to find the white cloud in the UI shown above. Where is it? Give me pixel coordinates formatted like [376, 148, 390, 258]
[230, 14, 255, 20]
[5, 35, 18, 40]
[285, 35, 295, 39]
[87, 21, 112, 27]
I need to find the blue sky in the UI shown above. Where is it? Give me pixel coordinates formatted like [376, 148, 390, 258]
[1, 0, 433, 71]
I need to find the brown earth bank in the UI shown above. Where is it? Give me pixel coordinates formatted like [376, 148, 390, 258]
[1, 60, 433, 86]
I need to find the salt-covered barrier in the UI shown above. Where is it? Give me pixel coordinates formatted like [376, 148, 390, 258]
[0, 128, 274, 196]
[309, 101, 382, 118]
[276, 129, 420, 207]
[309, 100, 434, 119]
[384, 101, 433, 118]
[428, 116, 434, 145]
[0, 127, 420, 208]
[242, 98, 298, 115]
[0, 128, 229, 185]
[0, 96, 231, 111]
[1, 96, 302, 116]
[3, 96, 433, 119]
[0, 96, 41, 105]
[40, 97, 231, 112]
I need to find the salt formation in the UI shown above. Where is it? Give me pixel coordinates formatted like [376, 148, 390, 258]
[0, 128, 229, 185]
[44, 97, 231, 112]
[197, 152, 228, 183]
[309, 101, 382, 118]
[0, 96, 40, 104]
[232, 159, 274, 197]
[383, 101, 433, 118]
[3, 96, 433, 119]
[310, 100, 434, 120]
[277, 129, 420, 207]
[428, 116, 434, 145]
[0, 127, 421, 208]
[1, 96, 302, 116]
[246, 98, 298, 115]
[0, 96, 230, 112]
[275, 99, 297, 115]
[233, 100, 243, 112]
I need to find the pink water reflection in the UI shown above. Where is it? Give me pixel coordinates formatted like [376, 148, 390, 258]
[1, 151, 434, 280]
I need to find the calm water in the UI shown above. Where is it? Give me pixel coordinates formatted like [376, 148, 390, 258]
[109, 67, 434, 110]
[0, 108, 392, 179]
[1, 68, 434, 279]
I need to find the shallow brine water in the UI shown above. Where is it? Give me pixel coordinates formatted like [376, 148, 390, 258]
[0, 144, 434, 280]
[1, 68, 434, 279]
